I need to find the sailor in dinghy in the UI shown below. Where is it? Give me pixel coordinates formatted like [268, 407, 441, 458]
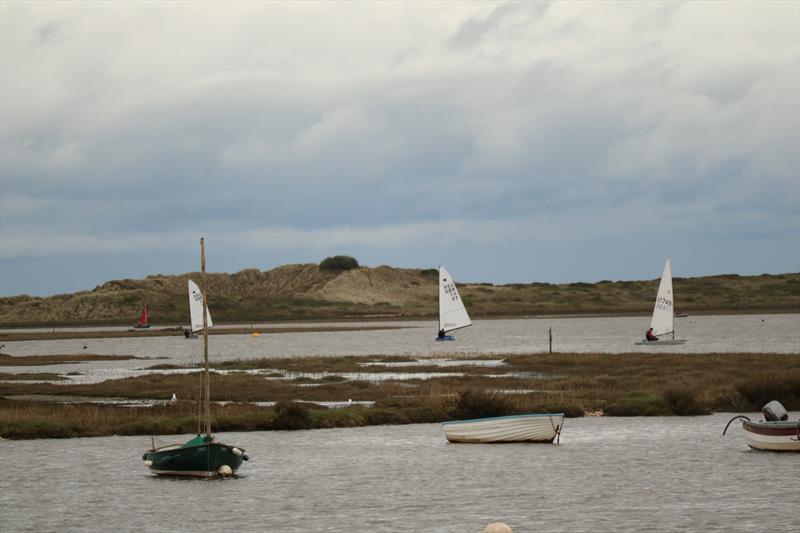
[635, 258, 687, 346]
[435, 266, 472, 341]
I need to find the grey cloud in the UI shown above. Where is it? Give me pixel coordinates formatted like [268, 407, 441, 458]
[449, 1, 550, 48]
[1, 1, 798, 296]
[33, 18, 70, 47]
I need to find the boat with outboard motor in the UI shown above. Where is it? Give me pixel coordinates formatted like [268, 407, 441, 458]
[723, 400, 800, 452]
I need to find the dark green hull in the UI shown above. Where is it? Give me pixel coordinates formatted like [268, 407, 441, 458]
[143, 435, 247, 477]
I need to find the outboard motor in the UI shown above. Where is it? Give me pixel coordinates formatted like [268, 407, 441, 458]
[762, 400, 788, 422]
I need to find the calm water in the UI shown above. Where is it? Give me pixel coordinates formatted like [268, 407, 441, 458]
[2, 315, 798, 384]
[1, 414, 798, 532]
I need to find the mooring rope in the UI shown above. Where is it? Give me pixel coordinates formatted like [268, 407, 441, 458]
[549, 415, 563, 445]
[722, 415, 751, 436]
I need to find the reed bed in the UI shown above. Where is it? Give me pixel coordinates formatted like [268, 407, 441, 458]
[0, 354, 141, 366]
[0, 372, 67, 381]
[1, 352, 798, 439]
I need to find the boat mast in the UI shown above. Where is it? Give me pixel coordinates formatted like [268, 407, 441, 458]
[438, 266, 442, 333]
[201, 237, 211, 436]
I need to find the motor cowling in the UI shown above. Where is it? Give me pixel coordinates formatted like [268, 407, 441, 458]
[762, 400, 788, 422]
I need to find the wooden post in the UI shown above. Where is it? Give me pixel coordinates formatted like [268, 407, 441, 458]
[549, 326, 552, 353]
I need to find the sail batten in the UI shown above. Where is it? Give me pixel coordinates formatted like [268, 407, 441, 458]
[439, 266, 472, 334]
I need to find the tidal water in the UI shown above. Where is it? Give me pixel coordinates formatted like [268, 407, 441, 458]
[2, 315, 798, 384]
[1, 414, 798, 532]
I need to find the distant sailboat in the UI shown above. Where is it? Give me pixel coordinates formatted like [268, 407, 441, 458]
[143, 238, 249, 477]
[134, 306, 150, 329]
[188, 279, 213, 332]
[435, 266, 472, 341]
[635, 258, 687, 345]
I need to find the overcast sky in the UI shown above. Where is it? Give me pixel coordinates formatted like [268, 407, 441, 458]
[1, 1, 798, 297]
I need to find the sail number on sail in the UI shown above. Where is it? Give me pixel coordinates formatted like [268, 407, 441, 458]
[655, 296, 673, 311]
[443, 280, 459, 302]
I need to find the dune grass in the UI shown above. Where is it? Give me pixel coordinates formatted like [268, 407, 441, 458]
[2, 270, 798, 328]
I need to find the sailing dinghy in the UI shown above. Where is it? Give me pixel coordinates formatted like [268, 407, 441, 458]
[435, 266, 472, 341]
[143, 238, 248, 477]
[635, 258, 687, 345]
[134, 306, 150, 329]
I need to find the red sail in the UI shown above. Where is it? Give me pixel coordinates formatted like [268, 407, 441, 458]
[136, 306, 149, 328]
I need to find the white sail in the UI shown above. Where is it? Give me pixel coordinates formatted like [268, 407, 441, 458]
[188, 279, 213, 332]
[439, 266, 472, 334]
[649, 258, 674, 337]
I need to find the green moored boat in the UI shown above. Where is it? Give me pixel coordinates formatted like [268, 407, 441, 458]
[142, 238, 249, 478]
[143, 434, 247, 477]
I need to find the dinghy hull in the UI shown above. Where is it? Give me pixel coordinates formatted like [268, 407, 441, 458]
[634, 339, 687, 345]
[742, 420, 800, 452]
[442, 413, 564, 443]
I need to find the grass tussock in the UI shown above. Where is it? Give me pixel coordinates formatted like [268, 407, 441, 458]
[452, 388, 515, 420]
[603, 393, 671, 416]
[270, 401, 312, 430]
[662, 387, 710, 416]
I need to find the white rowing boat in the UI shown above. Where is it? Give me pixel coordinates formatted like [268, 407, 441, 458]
[442, 413, 564, 443]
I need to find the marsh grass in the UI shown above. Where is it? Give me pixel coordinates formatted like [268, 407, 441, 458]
[736, 373, 800, 410]
[0, 372, 67, 381]
[604, 393, 671, 416]
[662, 387, 710, 416]
[1, 352, 798, 439]
[0, 354, 141, 366]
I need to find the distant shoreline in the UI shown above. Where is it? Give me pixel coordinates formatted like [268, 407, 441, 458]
[2, 306, 797, 328]
[2, 267, 797, 328]
[1, 308, 796, 341]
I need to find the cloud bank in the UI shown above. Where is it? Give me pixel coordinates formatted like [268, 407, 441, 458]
[1, 1, 798, 296]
